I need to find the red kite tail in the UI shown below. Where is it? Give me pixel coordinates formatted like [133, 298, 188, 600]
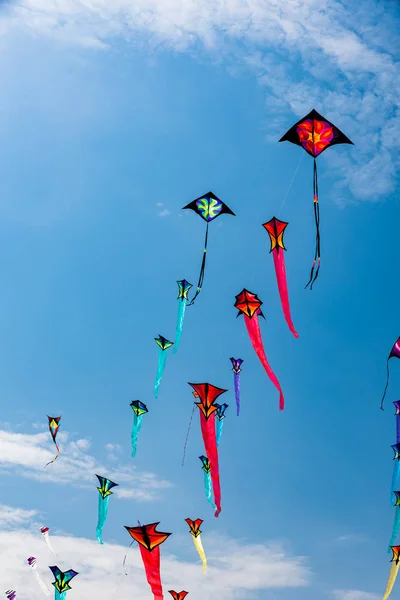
[200, 412, 221, 517]
[244, 314, 285, 410]
[44, 444, 60, 469]
[139, 545, 164, 600]
[272, 248, 299, 338]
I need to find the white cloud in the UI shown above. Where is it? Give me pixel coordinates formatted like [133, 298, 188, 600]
[0, 505, 40, 529]
[331, 591, 380, 600]
[158, 208, 171, 217]
[0, 505, 311, 600]
[0, 428, 171, 501]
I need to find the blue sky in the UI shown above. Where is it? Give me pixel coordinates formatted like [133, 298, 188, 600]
[0, 1, 399, 599]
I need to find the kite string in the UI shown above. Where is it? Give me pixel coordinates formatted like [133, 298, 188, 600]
[277, 152, 304, 217]
[181, 404, 196, 466]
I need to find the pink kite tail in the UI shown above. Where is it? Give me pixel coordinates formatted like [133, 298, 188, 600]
[272, 249, 299, 338]
[139, 545, 164, 600]
[244, 314, 285, 410]
[200, 412, 221, 517]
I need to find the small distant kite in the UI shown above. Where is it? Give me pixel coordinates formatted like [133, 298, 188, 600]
[173, 280, 193, 353]
[189, 382, 227, 517]
[262, 217, 298, 338]
[130, 400, 148, 457]
[5, 592, 16, 600]
[185, 518, 207, 573]
[215, 403, 228, 447]
[49, 566, 78, 600]
[95, 474, 118, 544]
[234, 289, 285, 410]
[40, 526, 57, 557]
[27, 557, 50, 596]
[125, 522, 171, 600]
[154, 335, 173, 398]
[391, 402, 400, 505]
[279, 109, 353, 288]
[183, 191, 235, 304]
[199, 455, 215, 510]
[169, 592, 188, 600]
[382, 546, 400, 600]
[381, 337, 400, 410]
[229, 358, 243, 416]
[45, 416, 61, 468]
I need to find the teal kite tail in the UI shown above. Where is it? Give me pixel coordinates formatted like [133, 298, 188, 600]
[154, 350, 167, 398]
[216, 420, 224, 447]
[389, 507, 400, 551]
[55, 591, 66, 600]
[96, 495, 109, 544]
[131, 414, 143, 458]
[391, 461, 400, 505]
[204, 472, 216, 510]
[173, 299, 187, 354]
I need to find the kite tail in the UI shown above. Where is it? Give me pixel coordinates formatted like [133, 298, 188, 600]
[154, 349, 168, 398]
[272, 248, 299, 338]
[192, 535, 207, 573]
[42, 532, 57, 557]
[96, 494, 109, 545]
[173, 298, 187, 354]
[200, 412, 221, 517]
[32, 568, 50, 596]
[392, 462, 400, 505]
[234, 372, 241, 416]
[131, 414, 143, 458]
[389, 509, 400, 551]
[305, 158, 321, 290]
[139, 545, 164, 600]
[44, 444, 60, 469]
[244, 314, 285, 410]
[381, 360, 390, 411]
[55, 591, 66, 600]
[187, 223, 209, 306]
[382, 562, 399, 600]
[216, 419, 224, 446]
[203, 471, 216, 510]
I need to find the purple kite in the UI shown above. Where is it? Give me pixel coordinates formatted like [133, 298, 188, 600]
[229, 358, 243, 416]
[381, 337, 400, 410]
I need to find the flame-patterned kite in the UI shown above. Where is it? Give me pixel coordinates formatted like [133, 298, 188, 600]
[173, 280, 193, 353]
[49, 566, 78, 600]
[234, 289, 285, 410]
[183, 191, 235, 305]
[125, 522, 171, 600]
[382, 546, 400, 600]
[262, 217, 298, 338]
[40, 526, 57, 557]
[130, 400, 148, 457]
[229, 358, 243, 416]
[154, 335, 173, 398]
[27, 557, 50, 596]
[185, 518, 207, 573]
[279, 109, 353, 288]
[214, 403, 228, 447]
[5, 591, 16, 600]
[95, 474, 118, 544]
[45, 416, 61, 468]
[381, 338, 400, 410]
[168, 592, 188, 600]
[189, 382, 227, 517]
[199, 455, 215, 510]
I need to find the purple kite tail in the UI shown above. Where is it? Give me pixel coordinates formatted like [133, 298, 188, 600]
[234, 372, 241, 416]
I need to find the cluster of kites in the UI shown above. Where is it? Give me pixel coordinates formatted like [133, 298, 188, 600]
[6, 110, 397, 600]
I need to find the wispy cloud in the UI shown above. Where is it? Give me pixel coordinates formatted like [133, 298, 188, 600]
[0, 428, 171, 501]
[0, 504, 40, 529]
[331, 591, 380, 600]
[0, 504, 311, 599]
[0, 0, 399, 202]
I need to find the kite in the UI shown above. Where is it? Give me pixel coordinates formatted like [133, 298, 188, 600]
[279, 109, 353, 288]
[389, 492, 400, 551]
[381, 338, 400, 410]
[229, 358, 243, 416]
[189, 382, 227, 517]
[234, 289, 285, 410]
[5, 592, 16, 600]
[125, 522, 171, 600]
[185, 518, 207, 573]
[262, 217, 298, 338]
[215, 403, 228, 447]
[95, 474, 118, 544]
[199, 455, 215, 510]
[183, 191, 235, 305]
[169, 592, 188, 600]
[391, 402, 400, 505]
[130, 400, 148, 457]
[383, 546, 400, 600]
[173, 280, 193, 353]
[27, 557, 50, 596]
[154, 335, 173, 398]
[49, 567, 78, 600]
[45, 416, 61, 468]
[40, 526, 57, 557]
